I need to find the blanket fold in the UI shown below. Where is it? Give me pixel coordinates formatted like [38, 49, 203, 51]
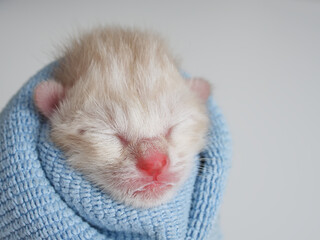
[0, 63, 231, 240]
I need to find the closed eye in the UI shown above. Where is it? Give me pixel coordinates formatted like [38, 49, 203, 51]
[165, 119, 190, 140]
[165, 126, 174, 139]
[116, 134, 129, 146]
[77, 126, 117, 139]
[165, 123, 182, 140]
[78, 129, 86, 135]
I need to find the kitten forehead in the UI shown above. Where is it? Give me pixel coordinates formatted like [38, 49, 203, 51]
[55, 27, 181, 93]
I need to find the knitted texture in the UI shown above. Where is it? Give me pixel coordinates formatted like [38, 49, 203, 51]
[0, 63, 231, 240]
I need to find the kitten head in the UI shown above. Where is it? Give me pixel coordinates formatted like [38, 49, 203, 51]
[34, 28, 210, 207]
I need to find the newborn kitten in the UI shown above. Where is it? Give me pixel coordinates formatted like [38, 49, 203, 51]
[34, 27, 210, 208]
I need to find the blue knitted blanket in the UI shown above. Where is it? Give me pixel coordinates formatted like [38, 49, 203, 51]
[0, 63, 231, 240]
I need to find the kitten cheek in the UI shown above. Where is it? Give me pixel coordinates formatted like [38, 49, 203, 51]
[168, 152, 183, 165]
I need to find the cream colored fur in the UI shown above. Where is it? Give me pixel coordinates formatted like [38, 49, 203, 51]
[42, 27, 209, 207]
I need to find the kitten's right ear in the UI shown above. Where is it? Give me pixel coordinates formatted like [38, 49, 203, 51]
[34, 80, 65, 118]
[186, 77, 211, 103]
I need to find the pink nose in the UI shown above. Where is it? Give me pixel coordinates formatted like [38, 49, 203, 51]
[137, 150, 167, 177]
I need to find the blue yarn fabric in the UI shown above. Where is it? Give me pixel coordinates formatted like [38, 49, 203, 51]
[0, 63, 231, 240]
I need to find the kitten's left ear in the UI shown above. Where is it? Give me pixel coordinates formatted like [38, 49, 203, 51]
[33, 80, 65, 118]
[187, 77, 211, 102]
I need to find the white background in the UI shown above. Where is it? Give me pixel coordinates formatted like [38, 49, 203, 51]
[1, 1, 320, 239]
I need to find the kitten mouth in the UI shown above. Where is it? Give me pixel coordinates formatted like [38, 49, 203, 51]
[132, 181, 174, 197]
[117, 172, 181, 205]
[135, 181, 174, 192]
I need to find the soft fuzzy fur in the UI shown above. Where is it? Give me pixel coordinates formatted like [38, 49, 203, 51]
[34, 27, 210, 207]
